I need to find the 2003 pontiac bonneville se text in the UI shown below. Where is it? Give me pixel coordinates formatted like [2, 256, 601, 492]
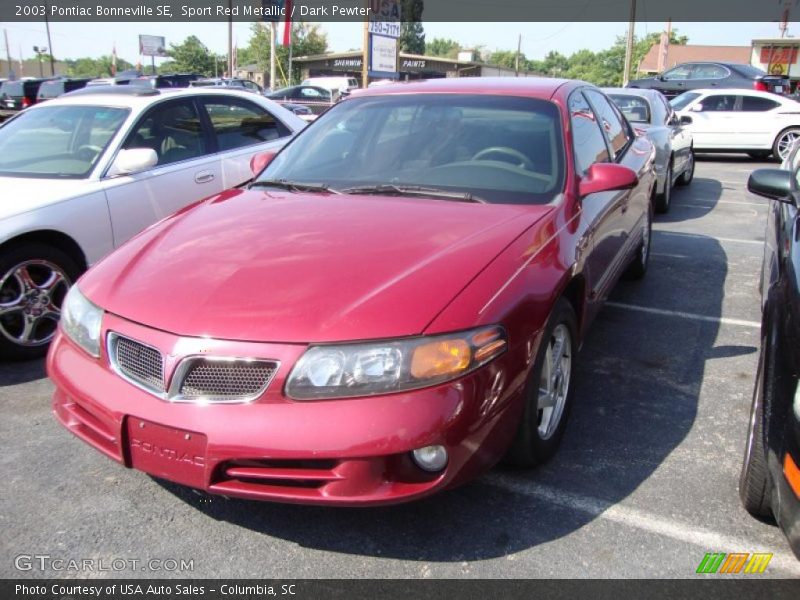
[48, 78, 656, 505]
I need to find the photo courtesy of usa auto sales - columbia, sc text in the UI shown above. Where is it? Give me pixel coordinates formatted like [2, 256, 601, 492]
[13, 2, 373, 18]
[14, 583, 298, 597]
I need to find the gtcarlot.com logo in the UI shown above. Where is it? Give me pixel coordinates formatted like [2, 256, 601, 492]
[696, 552, 772, 574]
[14, 554, 194, 573]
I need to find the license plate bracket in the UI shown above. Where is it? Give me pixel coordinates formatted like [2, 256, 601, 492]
[126, 417, 207, 489]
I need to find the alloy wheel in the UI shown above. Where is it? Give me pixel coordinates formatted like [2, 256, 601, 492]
[537, 324, 572, 440]
[777, 130, 800, 160]
[0, 260, 70, 347]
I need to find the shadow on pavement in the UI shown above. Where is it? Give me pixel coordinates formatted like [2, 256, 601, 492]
[0, 358, 46, 386]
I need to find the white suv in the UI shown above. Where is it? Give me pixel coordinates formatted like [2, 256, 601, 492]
[0, 86, 305, 359]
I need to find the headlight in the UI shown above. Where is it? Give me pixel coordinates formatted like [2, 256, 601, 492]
[285, 326, 507, 400]
[61, 285, 103, 357]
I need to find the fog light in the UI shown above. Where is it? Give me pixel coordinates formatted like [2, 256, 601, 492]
[411, 445, 448, 472]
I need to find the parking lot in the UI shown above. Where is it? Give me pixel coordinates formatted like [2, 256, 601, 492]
[2, 155, 800, 578]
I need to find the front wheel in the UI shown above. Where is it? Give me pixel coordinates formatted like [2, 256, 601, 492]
[0, 243, 80, 360]
[506, 299, 577, 467]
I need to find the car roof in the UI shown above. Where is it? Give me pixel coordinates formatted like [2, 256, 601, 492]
[683, 88, 791, 100]
[353, 77, 578, 100]
[22, 86, 271, 109]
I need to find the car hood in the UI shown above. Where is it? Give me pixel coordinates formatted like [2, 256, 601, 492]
[81, 189, 553, 343]
[0, 176, 102, 220]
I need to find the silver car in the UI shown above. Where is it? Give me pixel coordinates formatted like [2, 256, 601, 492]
[605, 88, 694, 213]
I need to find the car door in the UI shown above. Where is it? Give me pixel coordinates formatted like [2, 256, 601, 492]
[102, 97, 223, 247]
[198, 94, 295, 189]
[688, 63, 731, 92]
[569, 89, 629, 304]
[685, 93, 739, 148]
[736, 94, 783, 148]
[659, 94, 692, 174]
[655, 64, 694, 98]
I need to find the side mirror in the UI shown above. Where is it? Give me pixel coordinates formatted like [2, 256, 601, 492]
[250, 150, 277, 176]
[680, 115, 693, 125]
[108, 148, 158, 176]
[747, 168, 794, 203]
[579, 163, 639, 197]
[689, 103, 703, 112]
[657, 74, 666, 81]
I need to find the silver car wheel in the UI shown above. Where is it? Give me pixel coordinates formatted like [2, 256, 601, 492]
[537, 324, 572, 440]
[0, 260, 70, 347]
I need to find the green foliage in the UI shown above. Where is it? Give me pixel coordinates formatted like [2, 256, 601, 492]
[425, 38, 460, 58]
[486, 50, 524, 70]
[399, 0, 425, 54]
[164, 35, 216, 76]
[237, 22, 329, 86]
[65, 55, 134, 78]
[523, 29, 689, 86]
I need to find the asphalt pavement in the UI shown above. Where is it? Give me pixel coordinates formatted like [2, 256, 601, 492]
[2, 156, 799, 578]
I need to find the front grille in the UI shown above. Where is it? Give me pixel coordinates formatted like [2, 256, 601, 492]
[177, 359, 278, 401]
[113, 335, 165, 392]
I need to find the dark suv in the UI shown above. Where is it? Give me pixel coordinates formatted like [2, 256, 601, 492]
[129, 73, 201, 89]
[628, 62, 788, 99]
[0, 79, 47, 117]
[36, 78, 92, 102]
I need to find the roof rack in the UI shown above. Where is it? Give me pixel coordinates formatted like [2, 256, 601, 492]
[64, 85, 161, 97]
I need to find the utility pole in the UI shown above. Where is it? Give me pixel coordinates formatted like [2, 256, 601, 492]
[515, 34, 521, 76]
[44, 0, 54, 75]
[4, 30, 12, 79]
[622, 0, 636, 86]
[270, 21, 277, 90]
[362, 15, 369, 88]
[227, 0, 233, 77]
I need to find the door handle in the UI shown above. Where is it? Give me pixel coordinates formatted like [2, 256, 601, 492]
[195, 171, 215, 184]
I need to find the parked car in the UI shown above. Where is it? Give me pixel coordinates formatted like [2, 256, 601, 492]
[280, 102, 317, 122]
[48, 78, 656, 506]
[129, 73, 201, 89]
[605, 88, 694, 212]
[190, 78, 263, 94]
[0, 79, 47, 118]
[740, 144, 800, 558]
[670, 89, 800, 160]
[0, 86, 305, 359]
[302, 76, 359, 94]
[36, 77, 92, 102]
[265, 85, 333, 103]
[628, 62, 788, 99]
[86, 69, 141, 87]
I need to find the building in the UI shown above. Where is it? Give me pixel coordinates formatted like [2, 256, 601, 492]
[293, 51, 540, 85]
[751, 38, 800, 81]
[233, 63, 269, 88]
[637, 44, 751, 75]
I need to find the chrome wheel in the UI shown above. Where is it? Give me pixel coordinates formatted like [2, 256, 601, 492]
[537, 324, 572, 440]
[776, 129, 800, 160]
[0, 260, 70, 347]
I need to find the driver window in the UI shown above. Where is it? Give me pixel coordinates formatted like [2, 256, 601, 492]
[663, 65, 692, 80]
[124, 100, 206, 167]
[699, 95, 737, 112]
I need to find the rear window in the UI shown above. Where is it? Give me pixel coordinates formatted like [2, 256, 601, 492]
[37, 82, 63, 99]
[734, 64, 768, 78]
[1, 81, 23, 97]
[608, 94, 651, 124]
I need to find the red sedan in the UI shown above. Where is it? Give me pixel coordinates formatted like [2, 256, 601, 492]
[49, 78, 656, 506]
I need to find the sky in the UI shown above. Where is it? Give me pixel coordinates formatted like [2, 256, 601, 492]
[3, 21, 798, 65]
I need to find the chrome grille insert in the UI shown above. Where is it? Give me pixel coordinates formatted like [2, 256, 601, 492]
[109, 334, 165, 393]
[175, 358, 278, 402]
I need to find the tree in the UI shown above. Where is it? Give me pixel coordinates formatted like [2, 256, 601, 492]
[426, 38, 460, 58]
[237, 22, 329, 86]
[65, 55, 133, 78]
[486, 50, 525, 70]
[165, 35, 216, 76]
[399, 0, 425, 55]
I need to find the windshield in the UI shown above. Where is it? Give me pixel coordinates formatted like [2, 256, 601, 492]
[258, 94, 565, 204]
[669, 92, 702, 111]
[0, 105, 129, 178]
[608, 94, 651, 124]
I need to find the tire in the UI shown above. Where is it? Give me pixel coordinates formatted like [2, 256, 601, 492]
[739, 327, 773, 517]
[675, 149, 694, 186]
[654, 161, 672, 213]
[0, 243, 81, 361]
[623, 205, 652, 280]
[772, 127, 800, 162]
[506, 298, 578, 467]
[748, 151, 772, 160]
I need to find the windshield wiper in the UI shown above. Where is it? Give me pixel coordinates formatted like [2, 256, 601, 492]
[250, 179, 342, 194]
[341, 184, 486, 204]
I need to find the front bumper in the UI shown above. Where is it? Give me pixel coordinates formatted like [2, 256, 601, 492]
[48, 313, 525, 506]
